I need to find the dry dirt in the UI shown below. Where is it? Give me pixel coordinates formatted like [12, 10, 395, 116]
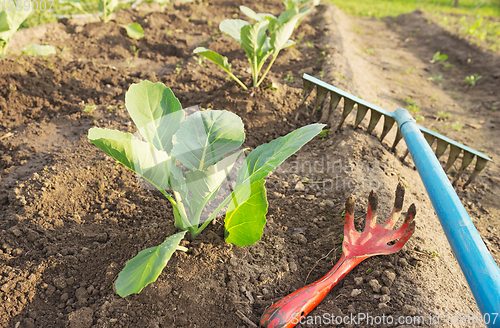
[0, 1, 499, 328]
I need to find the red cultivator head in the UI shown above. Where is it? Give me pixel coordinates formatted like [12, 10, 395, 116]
[343, 183, 416, 259]
[260, 182, 416, 328]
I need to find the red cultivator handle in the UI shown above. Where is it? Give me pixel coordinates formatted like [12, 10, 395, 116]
[260, 183, 416, 328]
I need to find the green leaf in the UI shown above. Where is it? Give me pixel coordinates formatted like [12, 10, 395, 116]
[0, 12, 9, 33]
[0, 4, 32, 55]
[115, 231, 187, 297]
[123, 22, 144, 39]
[155, 0, 170, 5]
[240, 20, 269, 61]
[225, 179, 268, 246]
[88, 128, 172, 191]
[283, 40, 296, 49]
[256, 37, 273, 71]
[99, 0, 118, 16]
[172, 110, 245, 171]
[193, 47, 232, 74]
[169, 164, 188, 200]
[237, 123, 325, 185]
[278, 6, 299, 24]
[271, 16, 300, 52]
[219, 19, 249, 44]
[21, 44, 56, 57]
[125, 80, 184, 154]
[109, 0, 118, 11]
[185, 149, 245, 205]
[267, 17, 280, 36]
[59, 0, 86, 13]
[239, 6, 276, 22]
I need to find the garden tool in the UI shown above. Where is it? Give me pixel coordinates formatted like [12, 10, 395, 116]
[260, 182, 416, 328]
[300, 73, 492, 188]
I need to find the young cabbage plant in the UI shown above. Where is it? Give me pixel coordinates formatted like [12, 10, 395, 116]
[121, 22, 144, 39]
[88, 80, 324, 297]
[193, 1, 317, 90]
[153, 0, 170, 12]
[99, 0, 118, 23]
[15, 44, 56, 62]
[20, 44, 56, 56]
[59, 0, 90, 16]
[0, 5, 33, 58]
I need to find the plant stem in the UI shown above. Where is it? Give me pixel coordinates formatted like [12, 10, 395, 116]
[256, 51, 280, 88]
[103, 0, 107, 22]
[191, 192, 234, 239]
[166, 192, 191, 230]
[252, 55, 259, 87]
[226, 70, 248, 91]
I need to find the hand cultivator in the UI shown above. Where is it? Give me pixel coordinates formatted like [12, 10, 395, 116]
[260, 184, 416, 328]
[290, 75, 500, 327]
[301, 73, 492, 188]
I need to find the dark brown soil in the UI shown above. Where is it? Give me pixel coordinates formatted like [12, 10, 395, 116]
[0, 1, 498, 328]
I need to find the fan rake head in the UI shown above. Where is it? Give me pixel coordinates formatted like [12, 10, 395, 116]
[300, 73, 492, 189]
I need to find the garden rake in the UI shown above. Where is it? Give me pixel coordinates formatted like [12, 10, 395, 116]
[300, 73, 493, 188]
[260, 183, 416, 328]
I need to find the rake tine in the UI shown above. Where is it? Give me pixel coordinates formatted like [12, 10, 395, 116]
[353, 104, 369, 130]
[337, 98, 355, 131]
[367, 109, 382, 134]
[444, 145, 462, 173]
[452, 151, 475, 187]
[463, 157, 488, 189]
[300, 79, 315, 105]
[401, 149, 410, 162]
[391, 129, 403, 152]
[423, 132, 435, 147]
[380, 115, 396, 142]
[313, 86, 329, 115]
[321, 92, 341, 123]
[435, 138, 449, 159]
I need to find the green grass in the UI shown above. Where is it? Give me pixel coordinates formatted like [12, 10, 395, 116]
[329, 0, 500, 52]
[432, 12, 500, 51]
[328, 0, 500, 18]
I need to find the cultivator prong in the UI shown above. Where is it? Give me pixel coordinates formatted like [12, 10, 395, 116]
[383, 182, 405, 229]
[301, 73, 493, 188]
[366, 190, 378, 229]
